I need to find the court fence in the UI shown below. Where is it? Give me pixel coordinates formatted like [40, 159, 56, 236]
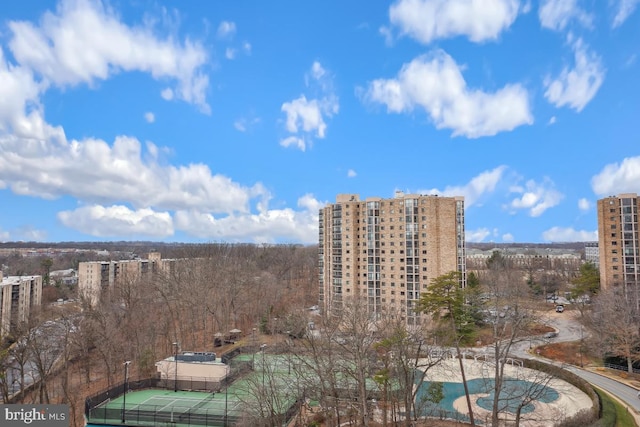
[87, 403, 239, 426]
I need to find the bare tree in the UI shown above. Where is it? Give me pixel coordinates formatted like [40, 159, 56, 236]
[587, 287, 640, 373]
[479, 251, 557, 427]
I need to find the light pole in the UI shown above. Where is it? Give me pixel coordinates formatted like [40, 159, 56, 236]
[260, 344, 267, 389]
[173, 342, 179, 392]
[121, 360, 131, 424]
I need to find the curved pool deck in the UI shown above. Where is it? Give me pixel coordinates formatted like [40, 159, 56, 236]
[416, 358, 593, 426]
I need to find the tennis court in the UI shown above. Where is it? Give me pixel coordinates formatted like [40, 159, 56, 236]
[88, 389, 243, 426]
[86, 353, 303, 426]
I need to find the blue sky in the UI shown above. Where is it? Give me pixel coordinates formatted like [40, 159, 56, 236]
[0, 0, 638, 244]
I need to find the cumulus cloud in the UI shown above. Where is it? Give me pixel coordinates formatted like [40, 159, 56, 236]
[542, 226, 597, 242]
[544, 38, 605, 112]
[217, 21, 236, 38]
[364, 52, 532, 138]
[347, 169, 357, 178]
[279, 136, 307, 151]
[538, 0, 593, 31]
[173, 194, 324, 243]
[1, 132, 269, 213]
[225, 48, 236, 60]
[280, 62, 339, 151]
[58, 205, 174, 237]
[419, 165, 507, 207]
[591, 156, 640, 196]
[578, 198, 591, 211]
[508, 178, 564, 217]
[612, 0, 640, 27]
[8, 0, 210, 112]
[502, 233, 514, 242]
[144, 112, 155, 123]
[0, 1, 321, 242]
[466, 227, 491, 242]
[388, 0, 520, 44]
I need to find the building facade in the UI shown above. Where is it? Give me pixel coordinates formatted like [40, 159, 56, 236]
[597, 194, 640, 307]
[319, 192, 465, 325]
[0, 272, 42, 338]
[78, 252, 177, 306]
[584, 242, 599, 268]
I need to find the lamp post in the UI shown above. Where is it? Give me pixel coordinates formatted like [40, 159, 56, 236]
[260, 344, 267, 389]
[172, 342, 179, 392]
[121, 360, 131, 424]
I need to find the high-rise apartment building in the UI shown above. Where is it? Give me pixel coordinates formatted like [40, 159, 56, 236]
[319, 192, 465, 325]
[0, 272, 42, 338]
[597, 193, 640, 307]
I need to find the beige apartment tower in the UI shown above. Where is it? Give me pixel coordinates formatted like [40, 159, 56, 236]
[319, 192, 465, 325]
[597, 193, 640, 308]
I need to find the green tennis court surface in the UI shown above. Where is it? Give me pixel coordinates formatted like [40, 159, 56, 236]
[87, 354, 301, 426]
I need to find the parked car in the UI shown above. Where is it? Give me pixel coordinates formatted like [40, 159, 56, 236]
[544, 331, 558, 339]
[555, 304, 564, 313]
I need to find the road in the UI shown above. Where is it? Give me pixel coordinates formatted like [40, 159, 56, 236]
[2, 317, 75, 402]
[509, 308, 640, 414]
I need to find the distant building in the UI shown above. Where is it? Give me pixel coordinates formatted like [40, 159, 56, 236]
[0, 272, 42, 338]
[466, 247, 582, 272]
[50, 268, 78, 286]
[319, 192, 465, 326]
[584, 242, 599, 268]
[597, 194, 640, 307]
[78, 252, 177, 306]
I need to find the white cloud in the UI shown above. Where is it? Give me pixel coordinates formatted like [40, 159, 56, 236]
[466, 228, 491, 242]
[144, 112, 155, 123]
[161, 87, 174, 100]
[548, 116, 556, 125]
[58, 204, 174, 237]
[509, 178, 564, 217]
[216, 21, 236, 38]
[388, 0, 520, 44]
[8, 0, 210, 113]
[612, 0, 640, 27]
[242, 42, 252, 55]
[544, 38, 605, 112]
[365, 52, 532, 138]
[225, 48, 236, 60]
[279, 136, 307, 151]
[310, 61, 326, 81]
[280, 62, 339, 151]
[578, 198, 591, 211]
[234, 116, 260, 132]
[282, 96, 331, 138]
[502, 233, 514, 242]
[420, 165, 507, 207]
[0, 229, 9, 242]
[542, 226, 597, 242]
[591, 156, 640, 196]
[347, 169, 357, 178]
[173, 194, 323, 243]
[538, 0, 593, 31]
[0, 131, 266, 214]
